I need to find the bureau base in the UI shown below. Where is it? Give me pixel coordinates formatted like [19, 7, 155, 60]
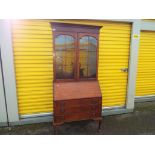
[53, 97, 102, 134]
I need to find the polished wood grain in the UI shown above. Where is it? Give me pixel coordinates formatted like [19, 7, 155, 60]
[54, 81, 102, 101]
[53, 81, 102, 133]
[53, 97, 102, 124]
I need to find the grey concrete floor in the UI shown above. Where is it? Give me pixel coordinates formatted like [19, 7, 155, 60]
[1, 101, 155, 135]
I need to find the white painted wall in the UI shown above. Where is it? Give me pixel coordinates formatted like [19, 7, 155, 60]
[0, 53, 8, 125]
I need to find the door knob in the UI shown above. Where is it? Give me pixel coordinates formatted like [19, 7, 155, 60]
[120, 68, 128, 72]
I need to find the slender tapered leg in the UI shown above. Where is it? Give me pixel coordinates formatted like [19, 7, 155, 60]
[96, 119, 102, 132]
[53, 125, 58, 134]
[98, 120, 102, 130]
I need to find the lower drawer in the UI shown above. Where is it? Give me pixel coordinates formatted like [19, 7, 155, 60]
[54, 97, 102, 115]
[64, 112, 93, 122]
[54, 97, 102, 124]
[54, 110, 101, 123]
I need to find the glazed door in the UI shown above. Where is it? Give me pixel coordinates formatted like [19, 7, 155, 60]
[78, 33, 98, 80]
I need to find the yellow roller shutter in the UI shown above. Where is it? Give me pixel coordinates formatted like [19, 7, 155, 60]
[98, 23, 131, 107]
[12, 20, 54, 116]
[136, 31, 155, 96]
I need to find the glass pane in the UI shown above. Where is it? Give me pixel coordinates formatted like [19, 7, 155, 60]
[79, 36, 97, 79]
[79, 36, 89, 50]
[89, 36, 97, 51]
[66, 36, 74, 50]
[55, 35, 66, 51]
[88, 51, 96, 78]
[55, 51, 65, 65]
[55, 35, 75, 79]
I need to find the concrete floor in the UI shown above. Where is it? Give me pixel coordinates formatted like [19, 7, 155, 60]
[1, 101, 155, 135]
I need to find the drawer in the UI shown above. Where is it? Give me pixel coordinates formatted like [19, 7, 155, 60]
[54, 111, 101, 124]
[64, 98, 92, 108]
[54, 97, 102, 115]
[64, 104, 100, 114]
[64, 112, 93, 122]
[64, 97, 102, 108]
[64, 111, 102, 122]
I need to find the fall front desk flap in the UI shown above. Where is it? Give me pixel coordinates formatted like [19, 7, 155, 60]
[54, 81, 102, 101]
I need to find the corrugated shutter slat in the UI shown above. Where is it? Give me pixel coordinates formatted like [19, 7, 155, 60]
[12, 20, 54, 116]
[98, 23, 131, 107]
[136, 31, 155, 97]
